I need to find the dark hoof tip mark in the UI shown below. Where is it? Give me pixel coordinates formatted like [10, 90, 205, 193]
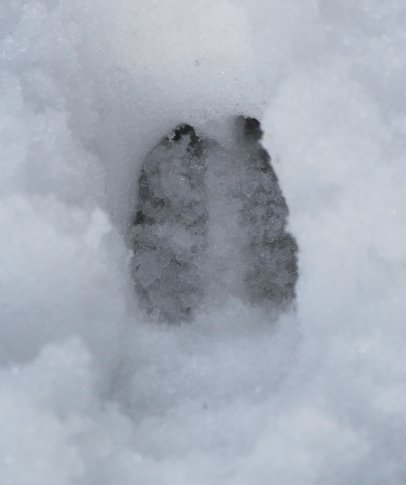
[171, 124, 200, 146]
[172, 124, 196, 140]
[243, 116, 263, 141]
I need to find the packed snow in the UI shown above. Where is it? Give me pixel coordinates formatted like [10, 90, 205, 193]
[1, 1, 406, 484]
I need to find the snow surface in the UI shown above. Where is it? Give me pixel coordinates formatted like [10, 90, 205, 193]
[1, 1, 406, 484]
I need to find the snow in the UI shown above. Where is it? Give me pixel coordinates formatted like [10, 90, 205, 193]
[1, 1, 406, 484]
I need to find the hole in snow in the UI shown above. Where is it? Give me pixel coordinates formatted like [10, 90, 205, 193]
[129, 116, 298, 322]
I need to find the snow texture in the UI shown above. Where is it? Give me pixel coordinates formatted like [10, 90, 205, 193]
[1, 1, 406, 484]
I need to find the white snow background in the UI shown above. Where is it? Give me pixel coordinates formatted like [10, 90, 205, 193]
[1, 0, 406, 483]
